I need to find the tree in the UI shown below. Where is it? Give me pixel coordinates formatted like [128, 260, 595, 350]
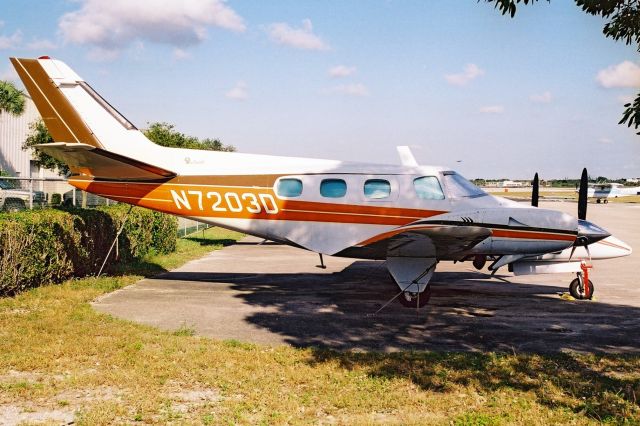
[0, 81, 25, 116]
[143, 122, 235, 152]
[22, 120, 69, 176]
[23, 120, 235, 175]
[485, 0, 640, 135]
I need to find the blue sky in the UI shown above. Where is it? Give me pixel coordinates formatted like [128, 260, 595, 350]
[1, 0, 639, 178]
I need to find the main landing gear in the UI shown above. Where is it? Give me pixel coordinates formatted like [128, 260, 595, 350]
[569, 261, 594, 300]
[398, 285, 432, 308]
[382, 257, 437, 311]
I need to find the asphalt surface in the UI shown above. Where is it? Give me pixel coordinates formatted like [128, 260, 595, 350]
[93, 201, 640, 353]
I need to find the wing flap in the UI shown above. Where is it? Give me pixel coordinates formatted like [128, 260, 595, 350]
[35, 142, 176, 180]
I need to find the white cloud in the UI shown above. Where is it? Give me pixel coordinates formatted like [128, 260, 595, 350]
[225, 81, 248, 100]
[266, 19, 329, 51]
[444, 64, 484, 86]
[173, 48, 190, 60]
[325, 83, 369, 97]
[479, 105, 504, 114]
[599, 137, 614, 145]
[530, 91, 552, 103]
[0, 29, 22, 50]
[59, 0, 245, 59]
[26, 38, 58, 50]
[328, 65, 356, 78]
[596, 61, 640, 88]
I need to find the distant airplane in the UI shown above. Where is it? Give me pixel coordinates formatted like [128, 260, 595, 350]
[10, 56, 632, 307]
[585, 182, 640, 204]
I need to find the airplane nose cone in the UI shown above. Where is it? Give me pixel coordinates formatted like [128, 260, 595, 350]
[575, 219, 611, 246]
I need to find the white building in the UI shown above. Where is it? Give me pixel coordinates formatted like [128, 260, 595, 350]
[0, 94, 71, 194]
[501, 180, 524, 188]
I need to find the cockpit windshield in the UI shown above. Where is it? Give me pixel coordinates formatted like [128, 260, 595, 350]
[442, 171, 487, 198]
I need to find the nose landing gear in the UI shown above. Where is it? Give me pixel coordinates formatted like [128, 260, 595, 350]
[569, 261, 594, 300]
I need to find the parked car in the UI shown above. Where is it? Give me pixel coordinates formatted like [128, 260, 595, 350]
[0, 180, 46, 212]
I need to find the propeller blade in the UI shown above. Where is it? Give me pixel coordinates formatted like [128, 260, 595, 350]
[578, 168, 588, 220]
[531, 172, 539, 207]
[569, 245, 576, 261]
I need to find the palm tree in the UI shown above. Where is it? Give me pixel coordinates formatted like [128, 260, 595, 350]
[0, 80, 26, 116]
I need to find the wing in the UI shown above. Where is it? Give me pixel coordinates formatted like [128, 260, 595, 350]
[349, 224, 491, 260]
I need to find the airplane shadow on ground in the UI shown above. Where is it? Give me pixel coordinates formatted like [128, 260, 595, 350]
[153, 261, 640, 419]
[156, 260, 640, 354]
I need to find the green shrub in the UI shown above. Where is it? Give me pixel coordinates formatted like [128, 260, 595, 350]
[0, 206, 177, 296]
[50, 193, 62, 205]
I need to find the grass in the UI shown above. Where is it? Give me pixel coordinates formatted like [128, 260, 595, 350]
[1, 228, 639, 424]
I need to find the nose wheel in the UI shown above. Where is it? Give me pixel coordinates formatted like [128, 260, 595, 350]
[569, 276, 594, 300]
[569, 261, 594, 300]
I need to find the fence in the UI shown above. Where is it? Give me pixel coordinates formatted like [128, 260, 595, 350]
[0, 176, 209, 237]
[0, 176, 115, 210]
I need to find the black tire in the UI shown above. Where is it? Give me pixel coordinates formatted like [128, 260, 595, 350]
[3, 199, 26, 212]
[569, 278, 594, 300]
[398, 286, 432, 308]
[473, 255, 487, 270]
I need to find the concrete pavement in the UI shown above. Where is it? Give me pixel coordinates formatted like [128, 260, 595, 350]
[93, 201, 640, 353]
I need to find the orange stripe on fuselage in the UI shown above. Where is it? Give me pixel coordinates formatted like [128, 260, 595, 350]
[69, 179, 445, 225]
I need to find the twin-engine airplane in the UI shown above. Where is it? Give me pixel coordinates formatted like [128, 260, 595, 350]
[584, 182, 640, 204]
[10, 56, 633, 307]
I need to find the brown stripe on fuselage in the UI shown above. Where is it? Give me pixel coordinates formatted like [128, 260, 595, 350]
[69, 177, 445, 225]
[10, 58, 102, 148]
[491, 229, 575, 242]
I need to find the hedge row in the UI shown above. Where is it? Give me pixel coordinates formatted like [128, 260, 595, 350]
[0, 205, 178, 296]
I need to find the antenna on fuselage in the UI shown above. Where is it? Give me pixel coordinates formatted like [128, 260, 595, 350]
[396, 146, 419, 167]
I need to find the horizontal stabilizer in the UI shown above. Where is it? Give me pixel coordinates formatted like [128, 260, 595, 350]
[35, 143, 176, 181]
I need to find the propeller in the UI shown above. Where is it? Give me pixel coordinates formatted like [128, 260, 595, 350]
[578, 168, 588, 220]
[570, 167, 610, 258]
[531, 172, 539, 207]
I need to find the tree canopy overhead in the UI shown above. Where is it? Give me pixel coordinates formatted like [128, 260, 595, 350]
[0, 81, 26, 116]
[485, 0, 640, 135]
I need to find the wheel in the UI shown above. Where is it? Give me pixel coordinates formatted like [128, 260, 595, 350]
[398, 286, 432, 308]
[596, 199, 601, 204]
[604, 199, 609, 204]
[3, 199, 26, 212]
[569, 278, 594, 300]
[473, 255, 487, 270]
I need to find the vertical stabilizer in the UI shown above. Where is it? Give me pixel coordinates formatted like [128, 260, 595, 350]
[10, 57, 162, 162]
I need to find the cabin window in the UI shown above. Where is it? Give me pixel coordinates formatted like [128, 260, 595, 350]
[364, 179, 391, 199]
[276, 178, 303, 197]
[442, 171, 487, 198]
[413, 176, 445, 200]
[320, 179, 347, 198]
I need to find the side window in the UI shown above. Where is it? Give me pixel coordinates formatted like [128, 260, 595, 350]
[276, 178, 303, 197]
[414, 176, 445, 200]
[364, 179, 391, 199]
[320, 179, 347, 198]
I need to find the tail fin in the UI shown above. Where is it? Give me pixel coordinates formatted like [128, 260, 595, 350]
[10, 56, 173, 180]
